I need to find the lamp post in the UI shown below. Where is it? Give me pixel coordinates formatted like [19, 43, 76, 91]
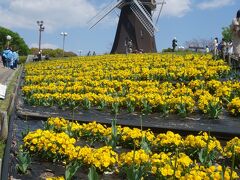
[37, 20, 44, 60]
[60, 32, 68, 57]
[6, 35, 12, 49]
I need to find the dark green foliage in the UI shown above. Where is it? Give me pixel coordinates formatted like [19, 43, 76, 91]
[16, 150, 31, 174]
[0, 26, 29, 55]
[162, 48, 173, 53]
[65, 160, 82, 180]
[19, 56, 27, 64]
[88, 166, 99, 180]
[222, 26, 232, 42]
[30, 48, 78, 58]
[106, 118, 118, 150]
[162, 48, 197, 54]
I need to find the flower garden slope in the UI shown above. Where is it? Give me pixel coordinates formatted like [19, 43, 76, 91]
[21, 54, 239, 117]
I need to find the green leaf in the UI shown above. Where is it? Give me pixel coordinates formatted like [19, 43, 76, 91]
[198, 148, 204, 163]
[88, 165, 99, 180]
[65, 160, 82, 180]
[16, 151, 31, 174]
[140, 136, 151, 154]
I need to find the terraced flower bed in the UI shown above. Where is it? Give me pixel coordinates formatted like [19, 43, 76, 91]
[21, 54, 240, 118]
[13, 117, 240, 179]
[11, 53, 240, 179]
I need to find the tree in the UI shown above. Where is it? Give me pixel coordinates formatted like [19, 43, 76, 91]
[0, 26, 29, 55]
[222, 26, 232, 42]
[30, 48, 77, 58]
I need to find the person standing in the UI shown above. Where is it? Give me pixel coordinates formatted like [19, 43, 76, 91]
[230, 9, 240, 57]
[228, 41, 233, 56]
[2, 47, 13, 69]
[227, 40, 233, 65]
[127, 40, 133, 53]
[172, 37, 177, 52]
[2, 49, 8, 68]
[1, 51, 6, 67]
[205, 46, 210, 54]
[12, 50, 19, 69]
[220, 38, 227, 60]
[87, 51, 91, 56]
[213, 37, 218, 59]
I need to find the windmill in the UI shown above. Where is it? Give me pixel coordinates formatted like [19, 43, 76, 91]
[89, 0, 166, 54]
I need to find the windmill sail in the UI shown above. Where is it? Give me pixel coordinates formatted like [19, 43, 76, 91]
[155, 0, 166, 24]
[89, 0, 123, 29]
[132, 0, 158, 33]
[137, 0, 152, 19]
[130, 2, 154, 36]
[89, 0, 161, 54]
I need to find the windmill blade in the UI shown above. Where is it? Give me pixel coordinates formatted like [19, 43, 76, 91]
[114, 9, 120, 18]
[132, 0, 158, 32]
[155, 0, 166, 25]
[88, 0, 115, 23]
[136, 0, 152, 20]
[130, 3, 154, 36]
[89, 0, 123, 29]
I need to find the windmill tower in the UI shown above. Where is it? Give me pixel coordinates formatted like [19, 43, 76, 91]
[89, 0, 165, 54]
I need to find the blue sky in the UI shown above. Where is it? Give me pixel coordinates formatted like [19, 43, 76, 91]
[0, 0, 239, 55]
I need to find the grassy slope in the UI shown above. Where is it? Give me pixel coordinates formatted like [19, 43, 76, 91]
[0, 67, 21, 158]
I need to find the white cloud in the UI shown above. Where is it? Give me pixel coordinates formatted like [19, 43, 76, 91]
[197, 0, 235, 10]
[30, 43, 59, 49]
[0, 0, 193, 32]
[0, 0, 98, 30]
[155, 0, 192, 18]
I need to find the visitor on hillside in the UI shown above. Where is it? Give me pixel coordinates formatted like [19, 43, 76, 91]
[9, 47, 15, 69]
[127, 40, 133, 53]
[2, 47, 13, 69]
[213, 37, 218, 59]
[228, 41, 233, 56]
[37, 50, 42, 61]
[12, 50, 19, 69]
[220, 38, 227, 60]
[0, 51, 5, 67]
[2, 50, 7, 68]
[231, 9, 240, 57]
[205, 46, 210, 54]
[172, 37, 177, 52]
[227, 40, 233, 65]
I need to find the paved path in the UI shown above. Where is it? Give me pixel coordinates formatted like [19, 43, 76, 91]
[0, 55, 34, 85]
[0, 64, 16, 85]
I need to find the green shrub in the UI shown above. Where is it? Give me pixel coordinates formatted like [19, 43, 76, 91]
[18, 56, 27, 64]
